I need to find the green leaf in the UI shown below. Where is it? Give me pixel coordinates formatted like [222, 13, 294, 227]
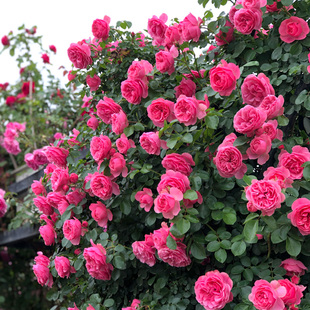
[74, 258, 84, 271]
[271, 47, 282, 60]
[286, 237, 301, 257]
[261, 63, 272, 71]
[113, 255, 126, 270]
[233, 136, 249, 146]
[167, 137, 179, 149]
[277, 115, 289, 126]
[192, 176, 202, 191]
[176, 218, 191, 234]
[191, 242, 206, 259]
[231, 241, 246, 256]
[134, 122, 144, 131]
[215, 248, 227, 263]
[244, 213, 259, 224]
[243, 220, 258, 242]
[166, 235, 177, 250]
[103, 299, 115, 307]
[223, 212, 237, 225]
[243, 60, 259, 67]
[296, 90, 308, 105]
[303, 165, 310, 181]
[182, 133, 193, 143]
[205, 115, 219, 129]
[123, 126, 134, 137]
[281, 0, 293, 5]
[183, 190, 198, 200]
[207, 240, 221, 252]
[120, 200, 131, 215]
[290, 43, 302, 56]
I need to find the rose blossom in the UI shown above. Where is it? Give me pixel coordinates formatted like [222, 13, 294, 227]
[66, 189, 86, 206]
[122, 299, 141, 310]
[246, 134, 272, 165]
[242, 0, 267, 9]
[155, 46, 178, 75]
[256, 120, 283, 142]
[89, 201, 113, 228]
[33, 196, 53, 216]
[140, 132, 167, 155]
[24, 153, 39, 170]
[135, 188, 153, 212]
[54, 256, 76, 278]
[180, 13, 203, 42]
[6, 96, 16, 106]
[67, 42, 92, 69]
[0, 196, 7, 218]
[279, 16, 309, 43]
[96, 97, 122, 124]
[234, 8, 263, 35]
[233, 105, 267, 137]
[90, 172, 120, 200]
[195, 270, 233, 310]
[154, 187, 183, 219]
[259, 95, 284, 119]
[3, 138, 21, 155]
[147, 13, 168, 46]
[288, 198, 310, 235]
[116, 133, 136, 155]
[46, 192, 69, 214]
[31, 179, 46, 196]
[209, 60, 240, 96]
[83, 240, 113, 280]
[121, 79, 148, 105]
[278, 145, 310, 179]
[68, 70, 76, 81]
[157, 170, 190, 194]
[41, 53, 50, 64]
[127, 60, 153, 83]
[33, 263, 53, 288]
[45, 146, 69, 168]
[86, 74, 101, 91]
[51, 168, 70, 192]
[157, 242, 191, 267]
[249, 279, 286, 310]
[63, 218, 82, 245]
[132, 235, 156, 267]
[1, 35, 9, 46]
[87, 116, 99, 130]
[263, 166, 293, 189]
[174, 78, 196, 98]
[90, 135, 112, 166]
[241, 73, 275, 107]
[39, 215, 56, 246]
[277, 279, 305, 306]
[215, 20, 234, 46]
[68, 304, 79, 310]
[165, 23, 183, 48]
[111, 110, 129, 135]
[92, 16, 110, 40]
[109, 152, 128, 178]
[162, 153, 195, 176]
[147, 98, 175, 127]
[245, 179, 285, 216]
[280, 258, 308, 277]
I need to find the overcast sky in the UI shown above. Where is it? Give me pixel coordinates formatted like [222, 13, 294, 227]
[0, 0, 227, 85]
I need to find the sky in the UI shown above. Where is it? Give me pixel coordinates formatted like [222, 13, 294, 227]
[0, 0, 228, 86]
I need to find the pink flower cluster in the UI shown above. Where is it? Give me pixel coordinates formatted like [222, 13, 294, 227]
[0, 189, 7, 218]
[1, 122, 26, 155]
[148, 13, 202, 47]
[121, 60, 153, 104]
[122, 299, 140, 310]
[33, 252, 53, 288]
[132, 222, 191, 267]
[249, 278, 305, 310]
[24, 148, 49, 170]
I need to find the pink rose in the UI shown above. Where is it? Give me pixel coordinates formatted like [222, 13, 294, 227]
[109, 152, 128, 178]
[33, 196, 53, 216]
[96, 97, 122, 124]
[259, 95, 284, 119]
[278, 145, 310, 179]
[31, 180, 46, 196]
[147, 13, 168, 46]
[234, 8, 263, 35]
[209, 60, 240, 96]
[49, 45, 56, 53]
[213, 145, 247, 179]
[157, 242, 191, 267]
[111, 110, 129, 135]
[155, 50, 175, 75]
[51, 168, 69, 193]
[46, 192, 69, 215]
[41, 53, 50, 64]
[39, 215, 56, 246]
[33, 149, 48, 165]
[147, 98, 175, 127]
[135, 188, 153, 212]
[87, 305, 95, 310]
[280, 258, 308, 277]
[24, 153, 40, 170]
[90, 172, 120, 200]
[87, 116, 99, 130]
[180, 13, 203, 42]
[68, 70, 76, 81]
[90, 135, 112, 165]
[127, 60, 153, 83]
[162, 153, 195, 176]
[249, 279, 286, 310]
[242, 0, 266, 8]
[246, 134, 272, 165]
[132, 237, 156, 267]
[174, 95, 199, 126]
[174, 78, 196, 98]
[154, 187, 183, 219]
[245, 179, 285, 216]
[116, 133, 136, 155]
[54, 256, 76, 278]
[288, 198, 310, 235]
[140, 132, 167, 155]
[277, 279, 305, 306]
[5, 96, 16, 106]
[165, 24, 183, 48]
[121, 79, 148, 104]
[122, 299, 141, 310]
[263, 166, 293, 189]
[92, 16, 110, 40]
[45, 146, 69, 168]
[86, 74, 101, 92]
[215, 20, 235, 46]
[66, 189, 86, 206]
[63, 218, 82, 245]
[67, 42, 92, 69]
[256, 120, 283, 141]
[33, 264, 53, 288]
[0, 197, 7, 218]
[3, 138, 21, 155]
[1, 35, 9, 46]
[83, 240, 113, 280]
[233, 105, 267, 137]
[68, 303, 79, 310]
[89, 201, 113, 228]
[241, 73, 275, 107]
[279, 16, 309, 43]
[195, 270, 233, 310]
[157, 170, 190, 194]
